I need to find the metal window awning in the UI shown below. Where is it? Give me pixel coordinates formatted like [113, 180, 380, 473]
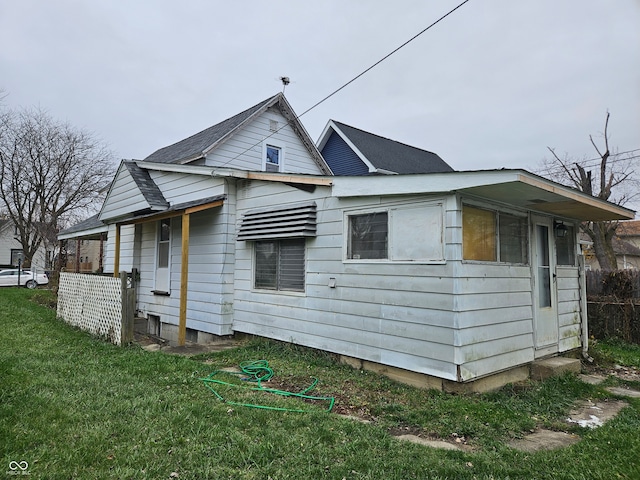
[237, 201, 317, 240]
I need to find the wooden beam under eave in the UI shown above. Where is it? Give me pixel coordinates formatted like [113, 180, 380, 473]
[185, 199, 224, 215]
[113, 224, 121, 278]
[178, 213, 190, 346]
[245, 171, 332, 186]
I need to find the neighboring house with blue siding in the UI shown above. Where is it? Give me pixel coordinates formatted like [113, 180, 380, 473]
[317, 120, 454, 175]
[59, 93, 635, 392]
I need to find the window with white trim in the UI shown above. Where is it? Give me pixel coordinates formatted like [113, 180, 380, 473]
[345, 203, 445, 262]
[254, 238, 305, 291]
[347, 212, 388, 260]
[265, 145, 282, 172]
[556, 224, 576, 266]
[155, 218, 171, 292]
[462, 205, 528, 264]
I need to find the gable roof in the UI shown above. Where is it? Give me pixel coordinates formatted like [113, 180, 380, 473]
[616, 220, 640, 237]
[142, 93, 331, 174]
[122, 161, 169, 210]
[58, 214, 108, 240]
[144, 95, 277, 164]
[317, 120, 454, 175]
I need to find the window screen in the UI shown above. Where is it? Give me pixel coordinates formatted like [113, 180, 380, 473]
[348, 212, 388, 259]
[499, 213, 528, 264]
[556, 225, 576, 266]
[255, 239, 305, 291]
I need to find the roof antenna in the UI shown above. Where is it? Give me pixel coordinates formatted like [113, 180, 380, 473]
[280, 76, 290, 93]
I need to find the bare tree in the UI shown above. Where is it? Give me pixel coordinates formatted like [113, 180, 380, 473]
[539, 112, 637, 270]
[0, 107, 115, 269]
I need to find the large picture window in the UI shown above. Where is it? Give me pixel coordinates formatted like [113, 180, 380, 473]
[255, 239, 305, 292]
[463, 205, 528, 264]
[347, 212, 388, 260]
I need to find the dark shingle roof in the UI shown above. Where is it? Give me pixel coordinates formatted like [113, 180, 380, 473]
[143, 95, 279, 164]
[123, 162, 169, 210]
[58, 214, 106, 236]
[331, 121, 454, 174]
[613, 237, 640, 256]
[617, 220, 640, 237]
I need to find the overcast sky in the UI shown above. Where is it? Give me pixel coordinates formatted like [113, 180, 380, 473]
[1, 0, 639, 176]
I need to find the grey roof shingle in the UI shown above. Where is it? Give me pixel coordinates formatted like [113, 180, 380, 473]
[143, 95, 279, 164]
[332, 121, 454, 174]
[123, 161, 169, 210]
[58, 214, 106, 236]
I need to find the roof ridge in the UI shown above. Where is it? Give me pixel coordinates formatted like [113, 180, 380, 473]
[143, 93, 281, 164]
[332, 119, 440, 155]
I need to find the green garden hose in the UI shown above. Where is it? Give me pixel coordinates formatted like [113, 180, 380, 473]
[200, 360, 335, 413]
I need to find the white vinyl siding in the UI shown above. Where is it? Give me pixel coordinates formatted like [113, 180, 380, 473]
[556, 266, 583, 352]
[203, 109, 324, 174]
[135, 197, 236, 336]
[99, 165, 151, 221]
[148, 170, 225, 206]
[233, 182, 460, 381]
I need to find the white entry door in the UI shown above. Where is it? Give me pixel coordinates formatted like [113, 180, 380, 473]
[532, 215, 559, 353]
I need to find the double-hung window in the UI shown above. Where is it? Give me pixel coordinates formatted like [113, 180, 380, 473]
[463, 205, 528, 264]
[265, 145, 281, 172]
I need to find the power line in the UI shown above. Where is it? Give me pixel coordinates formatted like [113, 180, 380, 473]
[218, 0, 473, 168]
[295, 0, 473, 120]
[542, 149, 640, 177]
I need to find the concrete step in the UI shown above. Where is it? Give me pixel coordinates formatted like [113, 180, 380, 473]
[531, 357, 581, 381]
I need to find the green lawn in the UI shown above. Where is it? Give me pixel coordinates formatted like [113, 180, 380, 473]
[1, 288, 639, 479]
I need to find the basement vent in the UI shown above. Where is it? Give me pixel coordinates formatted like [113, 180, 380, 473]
[237, 202, 317, 240]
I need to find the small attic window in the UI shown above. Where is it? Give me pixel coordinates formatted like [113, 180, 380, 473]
[269, 120, 278, 132]
[265, 145, 281, 172]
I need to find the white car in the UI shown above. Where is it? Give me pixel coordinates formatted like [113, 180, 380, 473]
[0, 269, 49, 288]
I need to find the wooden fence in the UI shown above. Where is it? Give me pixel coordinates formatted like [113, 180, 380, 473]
[56, 271, 136, 345]
[586, 269, 640, 344]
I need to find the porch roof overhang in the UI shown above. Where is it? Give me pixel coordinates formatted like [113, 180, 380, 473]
[58, 214, 108, 241]
[331, 169, 635, 222]
[115, 195, 226, 226]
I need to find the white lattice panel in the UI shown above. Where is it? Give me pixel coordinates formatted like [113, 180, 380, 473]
[57, 273, 123, 345]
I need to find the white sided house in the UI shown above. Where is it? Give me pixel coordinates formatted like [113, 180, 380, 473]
[60, 93, 634, 391]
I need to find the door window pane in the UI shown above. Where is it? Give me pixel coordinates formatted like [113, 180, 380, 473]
[536, 225, 552, 308]
[157, 219, 170, 269]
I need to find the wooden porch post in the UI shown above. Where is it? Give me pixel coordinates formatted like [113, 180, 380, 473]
[178, 213, 190, 346]
[113, 224, 121, 278]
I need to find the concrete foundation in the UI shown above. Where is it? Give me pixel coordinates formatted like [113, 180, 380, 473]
[531, 357, 582, 381]
[341, 354, 580, 393]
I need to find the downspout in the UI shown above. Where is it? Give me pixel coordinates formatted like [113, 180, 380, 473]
[578, 255, 592, 362]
